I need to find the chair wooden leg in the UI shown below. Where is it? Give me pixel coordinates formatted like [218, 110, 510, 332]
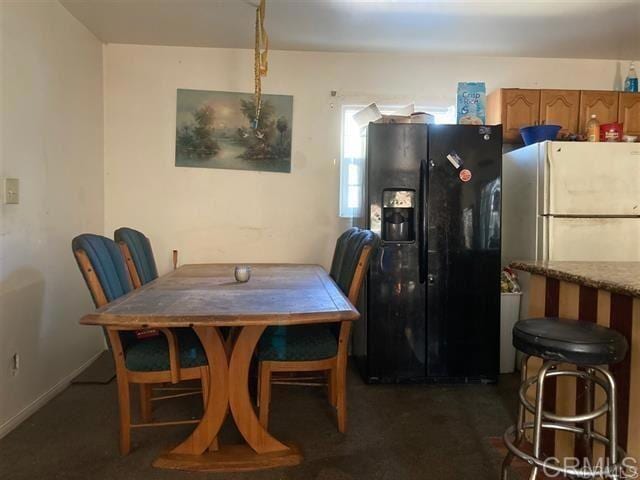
[107, 330, 134, 454]
[336, 362, 347, 433]
[258, 362, 272, 429]
[116, 375, 132, 455]
[139, 384, 153, 423]
[328, 367, 337, 408]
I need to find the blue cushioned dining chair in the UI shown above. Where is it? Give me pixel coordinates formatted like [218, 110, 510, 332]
[114, 227, 158, 288]
[329, 227, 358, 280]
[257, 228, 379, 433]
[72, 234, 210, 455]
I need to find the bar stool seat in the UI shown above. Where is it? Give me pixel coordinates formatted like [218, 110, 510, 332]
[513, 317, 628, 366]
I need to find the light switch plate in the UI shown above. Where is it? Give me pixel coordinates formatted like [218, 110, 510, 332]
[3, 178, 19, 204]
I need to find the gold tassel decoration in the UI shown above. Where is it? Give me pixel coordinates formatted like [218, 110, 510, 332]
[253, 0, 268, 129]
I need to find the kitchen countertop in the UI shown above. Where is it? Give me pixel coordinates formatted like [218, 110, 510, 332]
[510, 260, 640, 298]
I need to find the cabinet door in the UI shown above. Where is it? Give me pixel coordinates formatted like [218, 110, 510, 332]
[618, 92, 640, 136]
[539, 90, 580, 136]
[579, 90, 619, 133]
[502, 89, 540, 143]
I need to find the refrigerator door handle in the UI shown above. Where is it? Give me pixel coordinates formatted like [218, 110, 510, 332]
[418, 159, 428, 283]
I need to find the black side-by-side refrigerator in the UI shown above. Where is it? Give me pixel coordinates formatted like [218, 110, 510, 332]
[353, 123, 502, 383]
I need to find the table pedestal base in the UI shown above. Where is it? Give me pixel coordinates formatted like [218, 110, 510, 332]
[153, 326, 302, 472]
[153, 442, 303, 472]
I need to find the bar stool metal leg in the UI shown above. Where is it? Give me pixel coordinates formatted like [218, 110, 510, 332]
[516, 355, 530, 444]
[529, 361, 555, 480]
[501, 355, 530, 480]
[581, 367, 595, 462]
[602, 368, 619, 480]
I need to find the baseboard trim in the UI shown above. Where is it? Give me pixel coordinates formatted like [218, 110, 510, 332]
[0, 349, 106, 439]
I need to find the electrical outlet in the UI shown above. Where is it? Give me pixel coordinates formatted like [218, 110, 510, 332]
[3, 178, 19, 204]
[10, 353, 19, 376]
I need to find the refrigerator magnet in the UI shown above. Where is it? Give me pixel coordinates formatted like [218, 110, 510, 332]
[446, 151, 463, 170]
[459, 169, 472, 182]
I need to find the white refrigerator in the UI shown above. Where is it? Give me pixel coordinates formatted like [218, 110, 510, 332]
[503, 141, 640, 266]
[501, 141, 640, 364]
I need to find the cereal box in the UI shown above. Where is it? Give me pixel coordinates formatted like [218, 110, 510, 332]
[457, 82, 486, 125]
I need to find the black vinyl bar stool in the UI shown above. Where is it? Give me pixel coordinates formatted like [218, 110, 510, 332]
[502, 318, 629, 480]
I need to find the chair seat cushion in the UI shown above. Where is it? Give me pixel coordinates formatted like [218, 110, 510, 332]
[124, 328, 206, 372]
[258, 325, 338, 362]
[513, 317, 628, 366]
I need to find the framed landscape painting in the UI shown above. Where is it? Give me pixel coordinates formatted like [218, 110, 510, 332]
[175, 89, 293, 173]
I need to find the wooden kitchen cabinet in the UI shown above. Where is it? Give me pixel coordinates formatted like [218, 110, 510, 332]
[578, 90, 619, 134]
[488, 88, 636, 143]
[539, 90, 580, 137]
[618, 92, 640, 137]
[486, 89, 540, 143]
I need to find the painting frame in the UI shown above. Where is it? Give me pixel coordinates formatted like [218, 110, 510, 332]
[175, 88, 293, 173]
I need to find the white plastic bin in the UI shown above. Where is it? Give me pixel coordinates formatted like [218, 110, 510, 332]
[500, 292, 523, 374]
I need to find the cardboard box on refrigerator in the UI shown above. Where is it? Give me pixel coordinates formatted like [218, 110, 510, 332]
[457, 82, 486, 125]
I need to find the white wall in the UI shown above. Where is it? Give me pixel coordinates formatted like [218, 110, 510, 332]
[104, 44, 624, 273]
[0, 1, 105, 436]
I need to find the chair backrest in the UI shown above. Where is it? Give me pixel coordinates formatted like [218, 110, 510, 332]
[333, 228, 379, 350]
[332, 228, 380, 303]
[114, 227, 158, 287]
[72, 233, 133, 308]
[329, 227, 358, 281]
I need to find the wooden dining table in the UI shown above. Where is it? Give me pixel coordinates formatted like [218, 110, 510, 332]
[80, 263, 359, 472]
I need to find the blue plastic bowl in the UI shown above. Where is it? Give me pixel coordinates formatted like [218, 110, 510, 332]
[520, 125, 561, 145]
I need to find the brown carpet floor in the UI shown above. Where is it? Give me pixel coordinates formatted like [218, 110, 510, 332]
[0, 366, 519, 480]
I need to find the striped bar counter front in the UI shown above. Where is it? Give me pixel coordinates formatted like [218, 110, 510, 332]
[511, 261, 640, 466]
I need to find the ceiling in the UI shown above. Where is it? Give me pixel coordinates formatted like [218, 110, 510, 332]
[61, 0, 640, 60]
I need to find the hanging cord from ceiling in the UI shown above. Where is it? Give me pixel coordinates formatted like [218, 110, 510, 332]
[253, 0, 268, 129]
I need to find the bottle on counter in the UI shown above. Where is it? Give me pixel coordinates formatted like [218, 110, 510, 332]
[587, 114, 600, 142]
[625, 62, 638, 93]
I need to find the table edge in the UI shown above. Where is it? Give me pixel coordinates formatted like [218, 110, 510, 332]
[80, 311, 360, 328]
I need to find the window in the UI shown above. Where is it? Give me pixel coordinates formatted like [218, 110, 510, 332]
[339, 105, 456, 218]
